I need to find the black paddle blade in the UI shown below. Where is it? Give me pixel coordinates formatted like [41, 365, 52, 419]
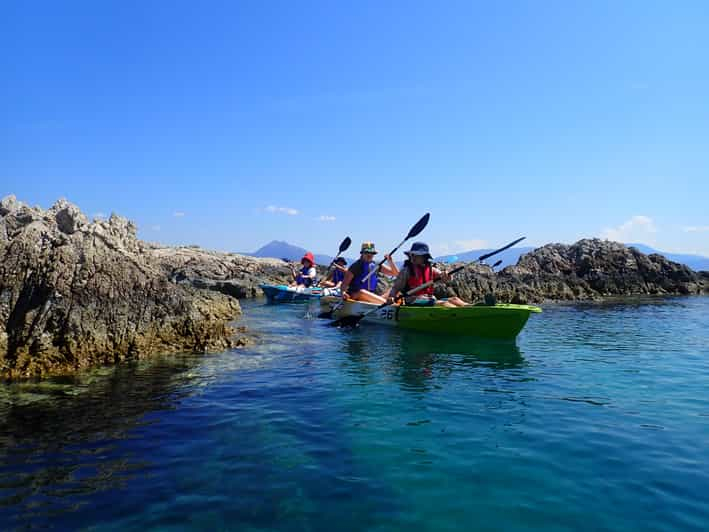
[478, 237, 526, 262]
[339, 237, 352, 254]
[328, 315, 363, 328]
[406, 213, 430, 240]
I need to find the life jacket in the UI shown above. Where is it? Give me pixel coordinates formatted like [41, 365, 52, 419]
[349, 259, 378, 293]
[332, 269, 345, 284]
[406, 263, 434, 296]
[296, 266, 316, 287]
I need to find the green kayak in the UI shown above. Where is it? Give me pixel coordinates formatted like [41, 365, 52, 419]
[320, 297, 541, 339]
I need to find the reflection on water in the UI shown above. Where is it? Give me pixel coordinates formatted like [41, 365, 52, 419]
[1, 297, 708, 531]
[338, 325, 524, 392]
[0, 354, 205, 526]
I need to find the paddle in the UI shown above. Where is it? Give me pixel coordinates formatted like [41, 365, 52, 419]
[280, 258, 299, 282]
[313, 237, 352, 287]
[360, 213, 430, 284]
[329, 236, 525, 327]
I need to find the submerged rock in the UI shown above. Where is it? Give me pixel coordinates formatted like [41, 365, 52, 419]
[0, 197, 288, 380]
[437, 239, 709, 303]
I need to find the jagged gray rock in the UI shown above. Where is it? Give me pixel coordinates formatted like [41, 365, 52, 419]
[0, 196, 285, 380]
[436, 239, 708, 303]
[149, 246, 291, 298]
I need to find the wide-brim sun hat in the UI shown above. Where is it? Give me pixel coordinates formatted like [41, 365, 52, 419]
[360, 242, 378, 254]
[301, 251, 315, 265]
[334, 257, 347, 265]
[404, 241, 432, 259]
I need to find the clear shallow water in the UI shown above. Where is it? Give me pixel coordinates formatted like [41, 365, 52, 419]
[2, 297, 709, 531]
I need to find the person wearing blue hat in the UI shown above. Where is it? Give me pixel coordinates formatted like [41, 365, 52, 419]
[387, 242, 468, 307]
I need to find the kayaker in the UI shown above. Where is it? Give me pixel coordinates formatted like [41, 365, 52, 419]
[289, 252, 318, 288]
[340, 242, 398, 304]
[320, 257, 348, 288]
[387, 242, 468, 307]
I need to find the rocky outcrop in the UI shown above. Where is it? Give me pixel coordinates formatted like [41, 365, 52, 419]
[437, 239, 709, 303]
[149, 246, 291, 299]
[0, 196, 289, 380]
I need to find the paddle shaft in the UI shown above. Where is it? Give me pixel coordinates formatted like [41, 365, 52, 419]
[313, 237, 352, 287]
[396, 237, 525, 297]
[359, 238, 404, 284]
[314, 254, 343, 287]
[360, 213, 430, 284]
[344, 266, 457, 322]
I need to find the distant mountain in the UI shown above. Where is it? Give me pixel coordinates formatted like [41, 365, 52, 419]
[625, 243, 709, 272]
[435, 247, 535, 269]
[249, 240, 350, 265]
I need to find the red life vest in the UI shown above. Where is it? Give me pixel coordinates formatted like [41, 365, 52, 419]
[406, 264, 434, 296]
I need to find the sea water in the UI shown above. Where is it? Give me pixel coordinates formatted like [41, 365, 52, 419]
[1, 297, 708, 531]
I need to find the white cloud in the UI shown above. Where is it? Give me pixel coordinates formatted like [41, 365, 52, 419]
[266, 205, 299, 216]
[150, 225, 161, 232]
[683, 226, 709, 233]
[601, 215, 657, 243]
[317, 215, 336, 222]
[173, 211, 185, 217]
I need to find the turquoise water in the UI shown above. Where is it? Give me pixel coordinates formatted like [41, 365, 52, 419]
[2, 297, 709, 531]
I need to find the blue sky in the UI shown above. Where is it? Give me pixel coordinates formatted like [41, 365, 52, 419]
[2, 0, 708, 257]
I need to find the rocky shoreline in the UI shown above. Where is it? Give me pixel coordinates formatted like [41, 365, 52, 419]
[0, 196, 291, 380]
[2, 196, 707, 379]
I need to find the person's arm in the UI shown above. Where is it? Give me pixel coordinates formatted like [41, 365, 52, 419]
[341, 261, 362, 297]
[432, 266, 449, 282]
[340, 270, 354, 299]
[380, 254, 399, 276]
[387, 270, 409, 303]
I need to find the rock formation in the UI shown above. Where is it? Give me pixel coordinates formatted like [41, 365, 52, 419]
[0, 196, 288, 380]
[437, 239, 708, 303]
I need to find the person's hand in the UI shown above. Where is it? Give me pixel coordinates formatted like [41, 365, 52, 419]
[441, 271, 450, 282]
[342, 292, 351, 301]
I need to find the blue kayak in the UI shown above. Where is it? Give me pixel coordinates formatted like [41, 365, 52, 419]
[260, 284, 341, 304]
